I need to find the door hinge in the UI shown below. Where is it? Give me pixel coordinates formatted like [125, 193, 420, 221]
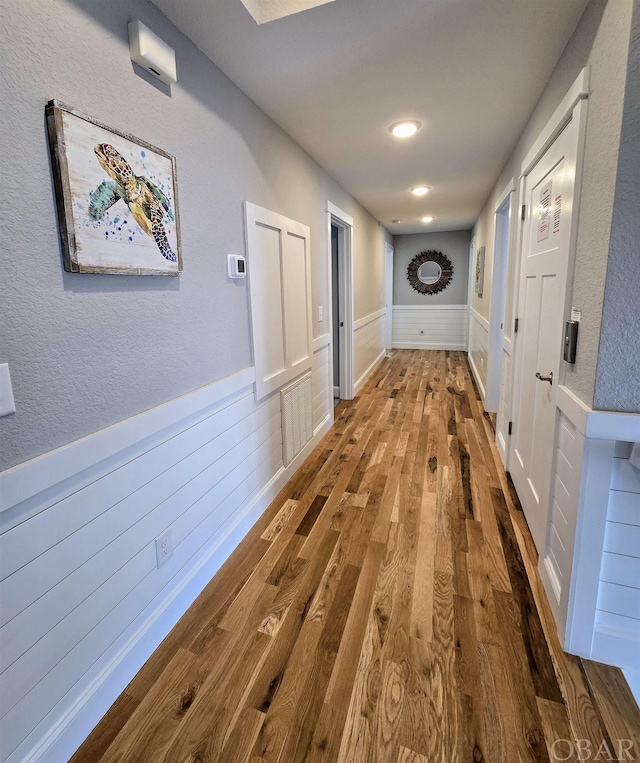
[508, 421, 513, 435]
[521, 204, 526, 221]
[514, 318, 519, 334]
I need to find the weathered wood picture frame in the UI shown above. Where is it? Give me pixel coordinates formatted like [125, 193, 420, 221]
[46, 100, 182, 276]
[475, 246, 485, 297]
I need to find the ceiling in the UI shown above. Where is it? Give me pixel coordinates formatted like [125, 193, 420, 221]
[152, 0, 588, 234]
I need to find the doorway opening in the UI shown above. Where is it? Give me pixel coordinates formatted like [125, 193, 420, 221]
[326, 201, 355, 404]
[385, 242, 394, 348]
[331, 223, 340, 405]
[486, 181, 514, 414]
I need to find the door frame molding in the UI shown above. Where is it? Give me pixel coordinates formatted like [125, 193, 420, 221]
[521, 67, 590, 178]
[486, 177, 515, 414]
[326, 201, 355, 400]
[385, 242, 394, 349]
[466, 236, 475, 352]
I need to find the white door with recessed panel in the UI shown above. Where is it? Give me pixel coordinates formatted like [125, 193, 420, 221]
[509, 103, 584, 553]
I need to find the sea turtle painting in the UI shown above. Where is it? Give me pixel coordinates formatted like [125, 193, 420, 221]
[88, 143, 177, 262]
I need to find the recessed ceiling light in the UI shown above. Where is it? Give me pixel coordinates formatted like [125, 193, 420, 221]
[411, 186, 430, 196]
[392, 219, 401, 223]
[389, 120, 421, 138]
[421, 216, 434, 223]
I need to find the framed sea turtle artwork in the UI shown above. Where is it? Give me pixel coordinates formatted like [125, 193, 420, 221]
[46, 100, 182, 275]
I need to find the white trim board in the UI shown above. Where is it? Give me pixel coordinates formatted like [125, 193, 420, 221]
[326, 201, 355, 400]
[0, 367, 256, 529]
[468, 308, 489, 401]
[467, 351, 486, 401]
[354, 349, 386, 396]
[392, 304, 468, 311]
[312, 333, 331, 353]
[521, 67, 590, 176]
[393, 342, 467, 351]
[556, 385, 640, 440]
[469, 308, 490, 331]
[494, 177, 516, 213]
[354, 307, 386, 331]
[326, 201, 353, 226]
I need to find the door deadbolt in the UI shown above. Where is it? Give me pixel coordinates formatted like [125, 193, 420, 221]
[535, 371, 553, 385]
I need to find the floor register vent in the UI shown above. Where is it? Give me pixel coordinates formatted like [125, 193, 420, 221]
[281, 372, 313, 466]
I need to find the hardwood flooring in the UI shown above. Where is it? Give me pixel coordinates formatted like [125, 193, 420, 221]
[72, 350, 640, 763]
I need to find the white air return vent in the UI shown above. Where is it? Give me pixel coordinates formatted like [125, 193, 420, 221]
[281, 372, 313, 466]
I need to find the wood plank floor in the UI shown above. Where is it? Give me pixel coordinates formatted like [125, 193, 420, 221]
[72, 350, 640, 763]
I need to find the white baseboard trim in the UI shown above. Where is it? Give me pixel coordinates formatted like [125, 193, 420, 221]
[467, 351, 486, 400]
[354, 350, 386, 396]
[392, 341, 467, 351]
[27, 497, 267, 763]
[14, 412, 332, 763]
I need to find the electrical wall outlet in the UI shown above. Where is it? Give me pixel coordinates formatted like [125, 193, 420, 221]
[155, 528, 173, 567]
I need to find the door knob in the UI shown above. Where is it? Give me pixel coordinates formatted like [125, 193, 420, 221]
[535, 371, 553, 385]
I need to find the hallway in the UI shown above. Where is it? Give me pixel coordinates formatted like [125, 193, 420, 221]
[71, 350, 639, 763]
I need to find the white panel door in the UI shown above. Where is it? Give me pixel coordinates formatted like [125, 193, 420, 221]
[510, 114, 581, 552]
[245, 203, 313, 400]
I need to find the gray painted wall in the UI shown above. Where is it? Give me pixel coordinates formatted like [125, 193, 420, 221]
[0, 0, 389, 471]
[594, 0, 640, 412]
[392, 230, 471, 305]
[472, 0, 634, 408]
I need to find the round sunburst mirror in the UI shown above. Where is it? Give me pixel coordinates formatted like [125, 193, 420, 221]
[407, 250, 453, 295]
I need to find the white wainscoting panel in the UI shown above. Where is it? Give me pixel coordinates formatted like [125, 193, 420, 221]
[392, 305, 467, 351]
[354, 309, 386, 395]
[0, 366, 332, 763]
[495, 345, 513, 466]
[311, 334, 332, 432]
[541, 386, 640, 703]
[592, 450, 640, 669]
[468, 308, 489, 400]
[540, 411, 584, 637]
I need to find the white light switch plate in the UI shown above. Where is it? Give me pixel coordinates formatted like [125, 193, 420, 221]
[318, 305, 323, 322]
[0, 364, 16, 417]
